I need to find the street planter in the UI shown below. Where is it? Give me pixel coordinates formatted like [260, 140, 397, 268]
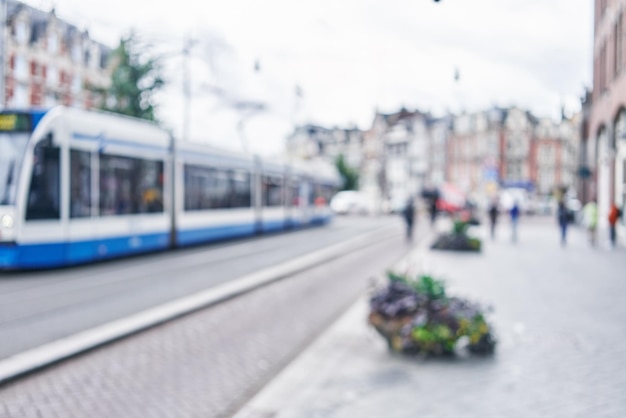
[431, 220, 482, 252]
[368, 272, 496, 356]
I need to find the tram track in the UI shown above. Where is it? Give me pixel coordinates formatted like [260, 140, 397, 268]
[0, 220, 401, 385]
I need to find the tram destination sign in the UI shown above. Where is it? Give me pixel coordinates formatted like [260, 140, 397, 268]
[0, 113, 31, 132]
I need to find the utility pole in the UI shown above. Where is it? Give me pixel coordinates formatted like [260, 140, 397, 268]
[182, 36, 196, 142]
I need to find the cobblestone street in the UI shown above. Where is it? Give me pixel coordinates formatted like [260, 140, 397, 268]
[236, 217, 626, 418]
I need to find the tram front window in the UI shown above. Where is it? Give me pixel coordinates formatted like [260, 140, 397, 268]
[0, 133, 29, 205]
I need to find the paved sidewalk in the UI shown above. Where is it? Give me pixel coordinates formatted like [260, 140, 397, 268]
[235, 218, 626, 418]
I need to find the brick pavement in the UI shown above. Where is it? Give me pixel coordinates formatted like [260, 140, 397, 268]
[235, 217, 626, 418]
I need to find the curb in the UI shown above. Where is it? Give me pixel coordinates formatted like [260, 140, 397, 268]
[233, 227, 437, 418]
[0, 225, 399, 386]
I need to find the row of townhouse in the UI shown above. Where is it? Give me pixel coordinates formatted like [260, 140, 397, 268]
[1, 0, 111, 109]
[448, 108, 580, 203]
[287, 106, 580, 212]
[586, 0, 626, 242]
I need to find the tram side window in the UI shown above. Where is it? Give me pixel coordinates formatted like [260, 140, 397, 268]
[307, 182, 315, 205]
[70, 150, 91, 218]
[231, 169, 251, 208]
[99, 155, 164, 216]
[263, 175, 283, 207]
[138, 160, 164, 213]
[26, 143, 60, 220]
[312, 184, 334, 206]
[100, 155, 136, 216]
[288, 179, 299, 206]
[184, 165, 232, 210]
[211, 169, 231, 208]
[322, 185, 335, 204]
[184, 165, 202, 210]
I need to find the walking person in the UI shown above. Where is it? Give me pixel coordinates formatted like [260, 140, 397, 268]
[510, 201, 520, 243]
[403, 198, 416, 242]
[608, 202, 622, 248]
[557, 200, 570, 246]
[429, 197, 438, 227]
[488, 200, 499, 239]
[583, 199, 598, 247]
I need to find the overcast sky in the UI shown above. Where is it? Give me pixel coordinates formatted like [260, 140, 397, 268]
[24, 0, 593, 155]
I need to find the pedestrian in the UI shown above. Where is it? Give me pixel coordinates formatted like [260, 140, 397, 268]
[403, 198, 416, 242]
[488, 200, 499, 239]
[510, 201, 520, 243]
[608, 202, 622, 248]
[583, 199, 598, 247]
[429, 197, 438, 227]
[557, 200, 570, 246]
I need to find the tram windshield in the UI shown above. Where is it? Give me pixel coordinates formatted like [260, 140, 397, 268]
[0, 133, 29, 205]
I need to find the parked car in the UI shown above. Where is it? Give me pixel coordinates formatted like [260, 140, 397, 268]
[330, 191, 370, 215]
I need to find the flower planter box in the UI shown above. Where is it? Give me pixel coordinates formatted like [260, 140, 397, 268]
[431, 234, 482, 252]
[368, 273, 495, 356]
[430, 220, 482, 252]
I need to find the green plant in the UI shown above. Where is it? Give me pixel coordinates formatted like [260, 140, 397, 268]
[452, 220, 469, 235]
[335, 154, 359, 191]
[386, 272, 446, 300]
[371, 271, 496, 356]
[468, 238, 482, 250]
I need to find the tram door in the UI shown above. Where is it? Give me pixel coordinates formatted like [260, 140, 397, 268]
[285, 172, 299, 227]
[66, 148, 98, 263]
[20, 136, 67, 267]
[300, 178, 313, 225]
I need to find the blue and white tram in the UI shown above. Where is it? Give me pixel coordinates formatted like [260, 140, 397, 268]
[174, 141, 257, 245]
[0, 107, 339, 269]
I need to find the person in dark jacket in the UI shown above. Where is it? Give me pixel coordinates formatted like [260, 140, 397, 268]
[510, 201, 520, 243]
[557, 200, 570, 246]
[403, 198, 415, 241]
[488, 201, 499, 239]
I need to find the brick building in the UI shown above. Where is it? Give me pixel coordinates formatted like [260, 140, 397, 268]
[588, 0, 626, 236]
[2, 0, 111, 109]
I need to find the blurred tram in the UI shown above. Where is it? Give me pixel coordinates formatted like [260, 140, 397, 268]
[0, 107, 340, 269]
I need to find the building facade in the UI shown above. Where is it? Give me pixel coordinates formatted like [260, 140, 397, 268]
[2, 1, 111, 109]
[288, 106, 580, 213]
[588, 0, 626, 240]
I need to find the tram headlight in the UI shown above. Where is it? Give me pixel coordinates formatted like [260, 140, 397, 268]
[1, 214, 14, 228]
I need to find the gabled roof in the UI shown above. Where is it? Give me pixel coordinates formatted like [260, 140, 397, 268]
[7, 0, 112, 69]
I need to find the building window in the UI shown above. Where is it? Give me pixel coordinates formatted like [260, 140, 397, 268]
[72, 44, 82, 64]
[71, 76, 81, 94]
[89, 45, 100, 69]
[615, 13, 623, 78]
[48, 32, 58, 54]
[601, 41, 608, 92]
[13, 84, 28, 107]
[47, 65, 58, 88]
[14, 55, 27, 81]
[15, 21, 28, 44]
